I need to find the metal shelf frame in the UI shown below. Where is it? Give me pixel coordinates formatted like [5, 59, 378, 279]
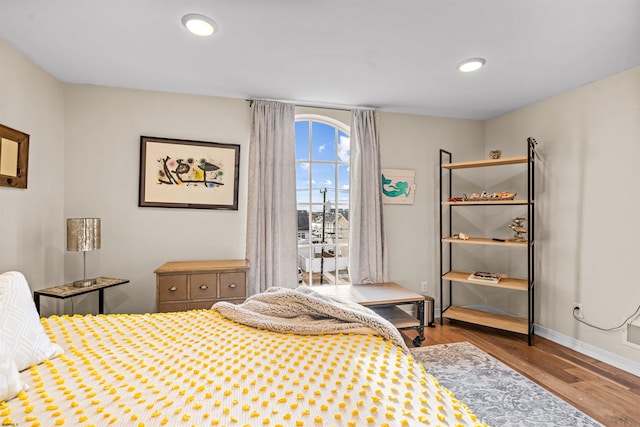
[439, 139, 537, 345]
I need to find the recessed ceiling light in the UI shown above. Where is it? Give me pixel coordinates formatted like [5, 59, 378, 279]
[182, 13, 217, 37]
[457, 58, 486, 73]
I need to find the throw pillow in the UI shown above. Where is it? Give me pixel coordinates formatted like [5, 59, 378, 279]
[0, 271, 63, 371]
[0, 336, 25, 401]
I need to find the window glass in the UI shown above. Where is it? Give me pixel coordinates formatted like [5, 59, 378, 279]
[338, 130, 350, 162]
[296, 163, 311, 204]
[311, 122, 336, 161]
[295, 116, 350, 286]
[338, 165, 349, 204]
[311, 164, 336, 205]
[295, 121, 310, 161]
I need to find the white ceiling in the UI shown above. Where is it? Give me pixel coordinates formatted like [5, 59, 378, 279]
[1, 0, 639, 120]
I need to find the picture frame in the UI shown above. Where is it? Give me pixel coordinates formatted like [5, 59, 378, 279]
[381, 168, 416, 205]
[139, 136, 240, 210]
[0, 123, 30, 189]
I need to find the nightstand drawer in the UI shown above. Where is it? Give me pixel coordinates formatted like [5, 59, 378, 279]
[190, 273, 217, 299]
[158, 275, 188, 302]
[220, 272, 246, 298]
[155, 260, 249, 313]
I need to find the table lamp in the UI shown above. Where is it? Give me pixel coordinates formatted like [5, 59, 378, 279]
[67, 218, 101, 287]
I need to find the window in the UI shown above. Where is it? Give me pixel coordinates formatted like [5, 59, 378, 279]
[295, 115, 350, 286]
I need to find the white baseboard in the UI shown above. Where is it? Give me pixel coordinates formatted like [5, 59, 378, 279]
[534, 324, 640, 378]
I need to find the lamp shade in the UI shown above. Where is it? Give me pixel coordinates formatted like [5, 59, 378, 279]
[67, 218, 101, 252]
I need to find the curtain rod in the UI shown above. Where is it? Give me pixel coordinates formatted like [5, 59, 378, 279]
[246, 98, 376, 112]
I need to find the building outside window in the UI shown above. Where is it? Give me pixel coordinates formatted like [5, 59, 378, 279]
[295, 115, 350, 286]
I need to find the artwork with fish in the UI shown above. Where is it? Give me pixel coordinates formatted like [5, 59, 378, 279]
[381, 168, 416, 205]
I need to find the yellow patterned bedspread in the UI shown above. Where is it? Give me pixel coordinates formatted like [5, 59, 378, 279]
[2, 310, 484, 427]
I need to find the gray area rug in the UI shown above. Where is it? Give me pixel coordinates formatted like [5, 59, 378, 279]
[411, 341, 603, 427]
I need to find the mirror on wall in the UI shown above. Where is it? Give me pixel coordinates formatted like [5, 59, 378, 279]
[0, 124, 29, 189]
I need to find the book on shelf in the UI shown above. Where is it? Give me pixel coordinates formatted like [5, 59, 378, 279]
[467, 271, 501, 283]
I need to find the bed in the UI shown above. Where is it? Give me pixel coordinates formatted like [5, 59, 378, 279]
[1, 271, 484, 426]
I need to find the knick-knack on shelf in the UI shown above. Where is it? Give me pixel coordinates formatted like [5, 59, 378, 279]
[508, 217, 527, 241]
[489, 149, 502, 159]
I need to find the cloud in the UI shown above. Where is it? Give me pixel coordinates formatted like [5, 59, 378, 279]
[338, 135, 350, 162]
[318, 144, 325, 153]
[298, 163, 309, 170]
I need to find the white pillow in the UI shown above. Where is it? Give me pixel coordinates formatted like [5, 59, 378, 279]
[0, 271, 63, 371]
[0, 336, 25, 401]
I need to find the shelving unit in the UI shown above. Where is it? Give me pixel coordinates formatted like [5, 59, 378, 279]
[439, 139, 536, 345]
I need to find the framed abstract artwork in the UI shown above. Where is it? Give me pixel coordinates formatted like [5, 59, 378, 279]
[139, 136, 240, 210]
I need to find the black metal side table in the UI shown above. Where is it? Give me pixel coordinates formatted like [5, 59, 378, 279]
[33, 277, 129, 315]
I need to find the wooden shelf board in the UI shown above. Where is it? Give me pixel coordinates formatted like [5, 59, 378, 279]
[443, 305, 528, 334]
[442, 156, 528, 169]
[442, 199, 530, 206]
[442, 236, 527, 247]
[443, 271, 528, 291]
[371, 306, 420, 329]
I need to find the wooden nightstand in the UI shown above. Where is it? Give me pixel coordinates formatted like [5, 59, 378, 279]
[154, 259, 249, 312]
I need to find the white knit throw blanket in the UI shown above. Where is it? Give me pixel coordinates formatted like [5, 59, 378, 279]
[213, 286, 409, 352]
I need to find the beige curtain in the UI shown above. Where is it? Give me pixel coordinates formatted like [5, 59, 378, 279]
[246, 100, 298, 295]
[348, 109, 388, 284]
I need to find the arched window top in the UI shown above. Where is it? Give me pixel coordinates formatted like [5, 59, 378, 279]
[295, 114, 350, 134]
[295, 115, 350, 164]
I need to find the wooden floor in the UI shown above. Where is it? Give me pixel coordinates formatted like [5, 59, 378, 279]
[403, 320, 640, 427]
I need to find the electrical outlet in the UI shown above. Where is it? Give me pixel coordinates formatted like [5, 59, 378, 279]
[421, 281, 428, 293]
[573, 303, 583, 319]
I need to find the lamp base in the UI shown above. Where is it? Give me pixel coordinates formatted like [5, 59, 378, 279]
[73, 278, 97, 288]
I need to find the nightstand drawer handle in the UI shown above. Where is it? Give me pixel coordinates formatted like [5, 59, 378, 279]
[169, 286, 177, 292]
[199, 284, 208, 290]
[228, 283, 237, 289]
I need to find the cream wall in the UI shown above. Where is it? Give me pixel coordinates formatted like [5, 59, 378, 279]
[3, 37, 638, 370]
[60, 96, 483, 315]
[62, 85, 251, 315]
[378, 113, 485, 296]
[0, 39, 65, 292]
[486, 66, 640, 364]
